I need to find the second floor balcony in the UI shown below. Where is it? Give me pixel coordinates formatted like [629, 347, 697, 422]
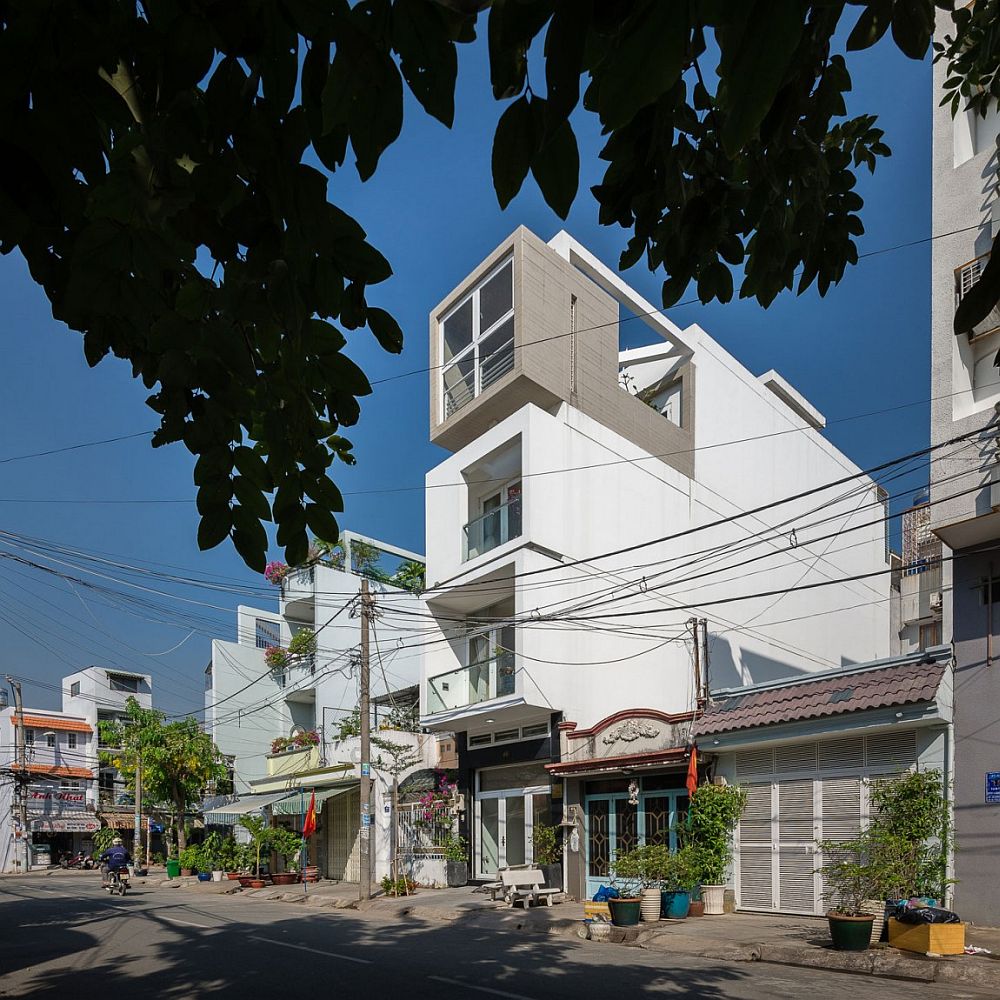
[426, 650, 516, 715]
[463, 497, 522, 561]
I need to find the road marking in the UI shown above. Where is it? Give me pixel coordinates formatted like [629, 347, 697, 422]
[248, 935, 371, 964]
[161, 916, 215, 929]
[427, 977, 537, 1000]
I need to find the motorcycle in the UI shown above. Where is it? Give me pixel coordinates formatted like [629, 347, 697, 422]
[61, 852, 95, 870]
[106, 867, 131, 896]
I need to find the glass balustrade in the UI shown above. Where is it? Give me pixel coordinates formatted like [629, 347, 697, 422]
[426, 651, 516, 714]
[463, 498, 522, 561]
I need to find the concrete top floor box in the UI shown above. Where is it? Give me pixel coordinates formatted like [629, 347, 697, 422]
[420, 228, 891, 739]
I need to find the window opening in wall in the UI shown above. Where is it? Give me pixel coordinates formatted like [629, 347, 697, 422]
[67, 732, 77, 749]
[919, 622, 941, 650]
[25, 729, 34, 745]
[108, 673, 139, 694]
[646, 379, 682, 427]
[980, 577, 1000, 604]
[46, 732, 56, 748]
[441, 258, 514, 418]
[69, 682, 80, 697]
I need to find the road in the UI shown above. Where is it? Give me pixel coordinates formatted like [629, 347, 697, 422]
[0, 875, 993, 999]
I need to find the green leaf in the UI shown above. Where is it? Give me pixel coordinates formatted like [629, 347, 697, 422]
[392, 0, 458, 126]
[530, 114, 579, 219]
[232, 527, 267, 573]
[303, 474, 344, 511]
[846, 1, 891, 52]
[233, 446, 273, 491]
[492, 95, 538, 209]
[718, 0, 803, 156]
[367, 306, 404, 354]
[233, 476, 273, 522]
[197, 509, 232, 551]
[284, 528, 311, 568]
[595, 0, 688, 130]
[305, 502, 340, 544]
[890, 0, 934, 61]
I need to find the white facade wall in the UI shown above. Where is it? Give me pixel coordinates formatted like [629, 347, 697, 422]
[421, 234, 890, 737]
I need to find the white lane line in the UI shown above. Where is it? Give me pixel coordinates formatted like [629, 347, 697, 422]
[248, 935, 371, 964]
[427, 976, 537, 1000]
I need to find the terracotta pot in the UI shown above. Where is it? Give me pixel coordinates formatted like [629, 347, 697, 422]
[226, 872, 241, 881]
[688, 900, 705, 917]
[180, 868, 193, 877]
[250, 879, 266, 889]
[271, 873, 298, 886]
[237, 876, 254, 888]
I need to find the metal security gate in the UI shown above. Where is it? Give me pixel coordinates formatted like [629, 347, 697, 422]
[733, 730, 918, 915]
[328, 787, 361, 882]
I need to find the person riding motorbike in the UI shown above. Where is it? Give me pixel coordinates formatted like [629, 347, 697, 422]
[99, 837, 132, 887]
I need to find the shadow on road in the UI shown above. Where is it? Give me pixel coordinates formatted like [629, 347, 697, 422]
[0, 889, 751, 999]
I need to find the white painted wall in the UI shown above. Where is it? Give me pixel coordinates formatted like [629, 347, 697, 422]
[421, 238, 891, 735]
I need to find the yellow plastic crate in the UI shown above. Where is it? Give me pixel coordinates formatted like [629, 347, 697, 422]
[887, 917, 966, 956]
[584, 901, 611, 922]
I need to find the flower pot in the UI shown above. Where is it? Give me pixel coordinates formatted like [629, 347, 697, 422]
[608, 897, 642, 927]
[660, 890, 692, 920]
[640, 887, 662, 921]
[250, 879, 266, 889]
[165, 860, 180, 879]
[446, 860, 468, 888]
[826, 911, 874, 951]
[701, 884, 725, 915]
[860, 899, 887, 943]
[588, 921, 611, 942]
[688, 900, 705, 917]
[212, 870, 224, 882]
[226, 872, 241, 881]
[237, 876, 254, 888]
[539, 863, 562, 890]
[180, 868, 193, 877]
[271, 873, 298, 886]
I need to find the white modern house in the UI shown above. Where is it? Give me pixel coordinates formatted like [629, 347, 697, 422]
[0, 703, 99, 871]
[418, 227, 893, 903]
[205, 532, 456, 884]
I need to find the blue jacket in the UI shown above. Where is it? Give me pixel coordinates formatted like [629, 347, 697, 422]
[100, 846, 131, 870]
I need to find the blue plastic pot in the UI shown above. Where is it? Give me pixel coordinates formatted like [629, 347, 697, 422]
[197, 872, 212, 882]
[661, 890, 692, 919]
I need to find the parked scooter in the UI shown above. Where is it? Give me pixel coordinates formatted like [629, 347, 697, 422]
[61, 852, 95, 870]
[106, 867, 130, 896]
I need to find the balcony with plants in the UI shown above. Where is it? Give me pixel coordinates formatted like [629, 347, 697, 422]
[266, 729, 322, 777]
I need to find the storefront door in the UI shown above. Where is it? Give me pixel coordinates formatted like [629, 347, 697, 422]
[584, 781, 688, 899]
[474, 763, 550, 878]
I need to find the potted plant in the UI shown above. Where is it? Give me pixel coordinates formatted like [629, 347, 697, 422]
[239, 815, 273, 888]
[819, 827, 901, 951]
[264, 561, 289, 585]
[270, 827, 304, 884]
[688, 884, 705, 918]
[442, 834, 468, 887]
[608, 851, 646, 926]
[264, 646, 290, 670]
[660, 845, 697, 920]
[288, 628, 317, 658]
[613, 844, 669, 922]
[688, 783, 747, 915]
[178, 844, 201, 877]
[532, 824, 562, 890]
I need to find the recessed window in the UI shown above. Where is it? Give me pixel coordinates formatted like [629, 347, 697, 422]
[70, 682, 80, 697]
[108, 673, 139, 694]
[24, 729, 34, 745]
[67, 732, 78, 749]
[494, 728, 520, 744]
[46, 733, 56, 748]
[521, 723, 550, 739]
[468, 733, 492, 748]
[441, 259, 514, 418]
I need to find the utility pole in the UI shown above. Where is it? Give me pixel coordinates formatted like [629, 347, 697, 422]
[359, 577, 372, 902]
[133, 752, 142, 863]
[5, 676, 29, 873]
[688, 618, 703, 709]
[700, 619, 711, 706]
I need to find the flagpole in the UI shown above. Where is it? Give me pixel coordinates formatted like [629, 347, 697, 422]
[301, 787, 306, 897]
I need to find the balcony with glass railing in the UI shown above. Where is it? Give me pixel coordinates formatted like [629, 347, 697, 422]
[280, 564, 315, 614]
[463, 497, 522, 561]
[426, 651, 516, 715]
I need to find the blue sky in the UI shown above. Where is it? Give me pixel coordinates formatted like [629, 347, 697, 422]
[0, 35, 932, 718]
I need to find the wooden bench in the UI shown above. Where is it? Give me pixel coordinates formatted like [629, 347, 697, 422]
[500, 868, 560, 908]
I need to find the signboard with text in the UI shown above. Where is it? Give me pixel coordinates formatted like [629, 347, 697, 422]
[987, 772, 1000, 805]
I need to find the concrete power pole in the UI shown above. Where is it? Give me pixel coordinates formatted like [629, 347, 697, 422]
[5, 677, 29, 873]
[133, 753, 142, 863]
[359, 577, 372, 902]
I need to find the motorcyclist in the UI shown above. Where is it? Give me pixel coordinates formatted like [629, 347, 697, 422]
[99, 837, 132, 887]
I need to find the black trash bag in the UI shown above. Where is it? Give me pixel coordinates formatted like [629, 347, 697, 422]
[896, 906, 961, 925]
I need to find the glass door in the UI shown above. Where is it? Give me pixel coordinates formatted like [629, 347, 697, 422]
[474, 764, 551, 878]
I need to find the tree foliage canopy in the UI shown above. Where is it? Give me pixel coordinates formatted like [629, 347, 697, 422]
[0, 1, 992, 570]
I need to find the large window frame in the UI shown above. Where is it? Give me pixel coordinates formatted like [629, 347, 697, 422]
[440, 257, 514, 419]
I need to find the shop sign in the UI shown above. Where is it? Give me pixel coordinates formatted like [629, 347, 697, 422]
[30, 816, 100, 833]
[986, 771, 1000, 805]
[29, 790, 86, 806]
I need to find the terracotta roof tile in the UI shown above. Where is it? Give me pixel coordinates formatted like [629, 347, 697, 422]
[696, 659, 947, 736]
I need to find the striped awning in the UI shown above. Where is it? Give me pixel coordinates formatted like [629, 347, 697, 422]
[203, 790, 295, 826]
[272, 785, 355, 816]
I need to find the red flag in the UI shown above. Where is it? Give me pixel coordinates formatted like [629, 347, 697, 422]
[302, 791, 317, 839]
[686, 746, 698, 799]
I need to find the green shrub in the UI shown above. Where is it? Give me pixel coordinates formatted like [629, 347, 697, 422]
[532, 824, 561, 865]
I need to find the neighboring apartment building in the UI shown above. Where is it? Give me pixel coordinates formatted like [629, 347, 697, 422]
[61, 666, 154, 829]
[0, 703, 99, 871]
[205, 532, 450, 883]
[891, 500, 944, 656]
[928, 15, 1000, 926]
[418, 227, 893, 905]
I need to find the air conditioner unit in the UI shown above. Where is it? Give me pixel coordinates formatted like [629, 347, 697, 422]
[930, 591, 943, 612]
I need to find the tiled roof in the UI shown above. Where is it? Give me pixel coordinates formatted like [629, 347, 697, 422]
[13, 715, 92, 733]
[696, 657, 947, 736]
[15, 764, 93, 779]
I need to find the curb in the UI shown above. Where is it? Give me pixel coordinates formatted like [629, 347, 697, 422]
[635, 930, 1000, 988]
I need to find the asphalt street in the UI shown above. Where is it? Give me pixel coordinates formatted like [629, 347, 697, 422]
[0, 875, 994, 999]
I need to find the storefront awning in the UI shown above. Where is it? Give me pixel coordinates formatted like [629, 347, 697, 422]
[272, 785, 355, 816]
[203, 791, 295, 826]
[30, 815, 100, 833]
